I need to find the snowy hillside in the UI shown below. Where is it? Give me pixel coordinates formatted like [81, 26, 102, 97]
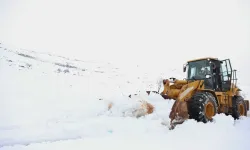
[0, 44, 250, 150]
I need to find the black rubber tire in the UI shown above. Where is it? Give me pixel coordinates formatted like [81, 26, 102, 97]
[232, 96, 247, 119]
[187, 92, 218, 123]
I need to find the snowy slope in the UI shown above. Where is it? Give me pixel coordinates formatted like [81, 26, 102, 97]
[0, 44, 250, 150]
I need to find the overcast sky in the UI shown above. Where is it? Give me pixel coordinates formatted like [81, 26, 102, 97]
[0, 0, 250, 83]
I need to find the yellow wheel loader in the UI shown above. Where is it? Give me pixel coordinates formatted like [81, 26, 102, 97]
[159, 57, 249, 129]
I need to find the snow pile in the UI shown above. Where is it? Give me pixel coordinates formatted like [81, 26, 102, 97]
[101, 93, 168, 117]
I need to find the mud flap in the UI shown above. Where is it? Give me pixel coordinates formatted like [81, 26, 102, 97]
[169, 100, 189, 129]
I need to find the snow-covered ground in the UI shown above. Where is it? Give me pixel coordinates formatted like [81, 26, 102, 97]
[0, 44, 250, 150]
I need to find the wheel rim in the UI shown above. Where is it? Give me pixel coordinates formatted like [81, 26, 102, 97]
[205, 101, 214, 119]
[238, 104, 245, 116]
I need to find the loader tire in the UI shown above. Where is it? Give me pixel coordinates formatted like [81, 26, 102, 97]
[187, 92, 218, 123]
[232, 96, 247, 119]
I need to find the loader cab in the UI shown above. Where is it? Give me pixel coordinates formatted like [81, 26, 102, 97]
[217, 59, 234, 91]
[184, 57, 235, 91]
[184, 58, 214, 90]
[207, 58, 234, 92]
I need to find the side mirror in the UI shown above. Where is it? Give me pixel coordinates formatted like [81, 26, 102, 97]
[183, 64, 187, 72]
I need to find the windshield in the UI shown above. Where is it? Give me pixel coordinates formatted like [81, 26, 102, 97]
[186, 60, 211, 80]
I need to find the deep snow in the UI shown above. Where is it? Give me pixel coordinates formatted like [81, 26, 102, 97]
[0, 44, 250, 150]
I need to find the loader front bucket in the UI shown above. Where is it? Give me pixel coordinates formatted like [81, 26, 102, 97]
[169, 100, 189, 129]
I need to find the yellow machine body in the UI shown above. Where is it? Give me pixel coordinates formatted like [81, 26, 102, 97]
[160, 57, 249, 129]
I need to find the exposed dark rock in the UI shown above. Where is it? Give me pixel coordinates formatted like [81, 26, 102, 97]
[54, 62, 77, 69]
[63, 69, 70, 73]
[18, 53, 36, 59]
